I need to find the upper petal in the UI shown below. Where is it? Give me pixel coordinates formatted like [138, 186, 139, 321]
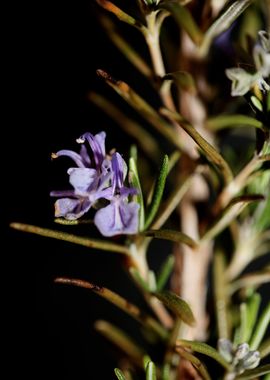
[77, 132, 106, 168]
[68, 167, 97, 193]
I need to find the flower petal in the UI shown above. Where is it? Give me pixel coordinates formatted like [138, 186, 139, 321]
[68, 167, 97, 193]
[94, 199, 139, 236]
[225, 68, 254, 96]
[54, 198, 91, 220]
[77, 132, 106, 168]
[111, 152, 127, 191]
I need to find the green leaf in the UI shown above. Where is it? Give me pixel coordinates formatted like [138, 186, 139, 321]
[159, 2, 203, 45]
[143, 355, 152, 370]
[176, 348, 212, 380]
[176, 340, 231, 370]
[10, 223, 129, 255]
[129, 157, 145, 230]
[250, 302, 270, 350]
[89, 92, 160, 163]
[160, 108, 233, 185]
[144, 155, 169, 229]
[163, 71, 196, 94]
[96, 70, 182, 150]
[201, 195, 264, 243]
[156, 255, 175, 291]
[55, 277, 168, 340]
[206, 114, 263, 131]
[213, 251, 230, 339]
[238, 303, 248, 345]
[199, 0, 252, 56]
[245, 293, 261, 344]
[95, 320, 145, 366]
[144, 229, 198, 248]
[115, 368, 128, 380]
[235, 364, 270, 379]
[154, 290, 196, 326]
[146, 361, 157, 380]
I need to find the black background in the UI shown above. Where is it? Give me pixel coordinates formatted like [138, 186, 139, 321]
[8, 2, 163, 378]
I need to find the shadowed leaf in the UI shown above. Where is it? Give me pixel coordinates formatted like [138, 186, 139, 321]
[235, 364, 270, 379]
[55, 277, 168, 339]
[176, 340, 231, 370]
[145, 229, 197, 248]
[96, 70, 182, 150]
[154, 290, 196, 326]
[95, 320, 145, 366]
[159, 2, 203, 45]
[176, 348, 212, 380]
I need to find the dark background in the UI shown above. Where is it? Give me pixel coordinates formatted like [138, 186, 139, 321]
[8, 1, 269, 378]
[8, 2, 164, 378]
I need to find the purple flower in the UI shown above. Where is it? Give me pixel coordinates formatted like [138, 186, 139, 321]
[94, 152, 139, 236]
[51, 132, 140, 236]
[50, 132, 111, 220]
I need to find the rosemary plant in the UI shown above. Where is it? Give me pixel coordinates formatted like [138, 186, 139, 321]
[12, 1, 270, 379]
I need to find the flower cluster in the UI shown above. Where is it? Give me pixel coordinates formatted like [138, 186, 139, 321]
[226, 30, 270, 96]
[50, 132, 139, 236]
[218, 339, 260, 378]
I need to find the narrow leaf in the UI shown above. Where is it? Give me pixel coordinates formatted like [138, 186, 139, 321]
[245, 293, 261, 344]
[144, 155, 169, 229]
[229, 272, 270, 294]
[156, 255, 175, 291]
[161, 108, 233, 184]
[95, 320, 145, 366]
[239, 303, 248, 344]
[154, 290, 196, 326]
[176, 340, 231, 370]
[55, 277, 168, 339]
[96, 0, 140, 27]
[10, 223, 129, 255]
[146, 361, 157, 380]
[235, 364, 270, 379]
[201, 195, 264, 243]
[89, 92, 160, 162]
[206, 114, 263, 131]
[250, 302, 270, 350]
[129, 157, 145, 230]
[163, 71, 196, 94]
[96, 70, 182, 150]
[115, 368, 128, 380]
[199, 0, 252, 57]
[159, 2, 203, 45]
[144, 229, 197, 248]
[176, 348, 212, 380]
[213, 251, 230, 339]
